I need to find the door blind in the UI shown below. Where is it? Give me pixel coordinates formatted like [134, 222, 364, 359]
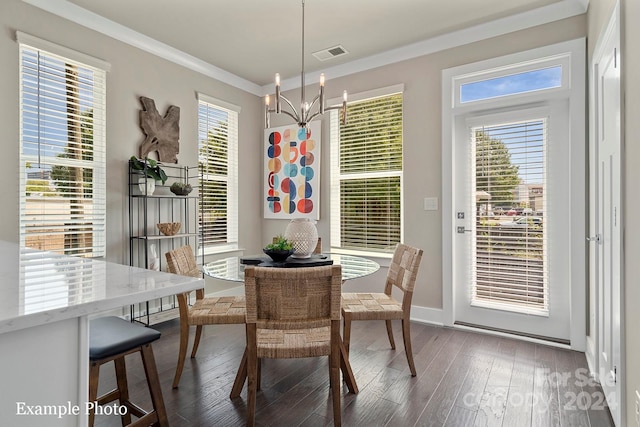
[471, 119, 547, 314]
[19, 42, 107, 258]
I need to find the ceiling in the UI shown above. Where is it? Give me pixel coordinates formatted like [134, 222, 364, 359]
[27, 0, 588, 94]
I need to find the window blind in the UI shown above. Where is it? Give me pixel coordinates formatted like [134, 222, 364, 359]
[331, 93, 403, 252]
[19, 42, 107, 258]
[472, 119, 547, 313]
[197, 98, 238, 249]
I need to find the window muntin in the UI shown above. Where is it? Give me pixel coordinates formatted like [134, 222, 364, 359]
[197, 98, 238, 250]
[331, 92, 403, 253]
[19, 42, 106, 258]
[461, 66, 562, 103]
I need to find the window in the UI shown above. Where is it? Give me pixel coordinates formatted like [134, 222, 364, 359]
[19, 33, 108, 258]
[197, 94, 238, 251]
[460, 66, 562, 103]
[330, 88, 403, 253]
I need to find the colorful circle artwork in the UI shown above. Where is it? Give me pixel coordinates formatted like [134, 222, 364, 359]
[265, 124, 320, 217]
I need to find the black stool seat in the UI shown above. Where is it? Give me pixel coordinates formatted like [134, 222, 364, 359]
[88, 316, 168, 427]
[90, 316, 161, 360]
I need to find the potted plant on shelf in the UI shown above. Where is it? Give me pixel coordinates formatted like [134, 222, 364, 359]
[130, 156, 168, 195]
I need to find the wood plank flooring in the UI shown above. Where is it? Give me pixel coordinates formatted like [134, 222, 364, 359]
[93, 319, 614, 427]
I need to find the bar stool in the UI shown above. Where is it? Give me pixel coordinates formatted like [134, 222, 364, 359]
[88, 316, 168, 427]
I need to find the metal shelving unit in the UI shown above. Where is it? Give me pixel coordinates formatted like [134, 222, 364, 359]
[128, 160, 201, 324]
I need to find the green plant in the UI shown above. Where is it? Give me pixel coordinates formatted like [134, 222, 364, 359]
[265, 235, 293, 251]
[130, 156, 167, 184]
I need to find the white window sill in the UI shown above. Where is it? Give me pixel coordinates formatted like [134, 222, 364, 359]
[329, 247, 392, 268]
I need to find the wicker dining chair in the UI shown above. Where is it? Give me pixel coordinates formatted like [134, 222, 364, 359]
[243, 265, 343, 427]
[165, 245, 246, 389]
[341, 243, 423, 376]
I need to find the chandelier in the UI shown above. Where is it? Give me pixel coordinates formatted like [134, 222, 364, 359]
[265, 0, 347, 129]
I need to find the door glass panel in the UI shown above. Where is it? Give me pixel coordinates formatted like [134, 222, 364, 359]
[472, 119, 547, 314]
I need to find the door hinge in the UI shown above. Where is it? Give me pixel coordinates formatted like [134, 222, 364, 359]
[614, 47, 617, 68]
[614, 366, 617, 383]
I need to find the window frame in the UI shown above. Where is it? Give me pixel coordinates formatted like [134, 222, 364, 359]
[196, 93, 239, 255]
[329, 84, 405, 257]
[18, 32, 109, 258]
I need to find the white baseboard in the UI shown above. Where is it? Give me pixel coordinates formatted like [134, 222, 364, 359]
[207, 285, 245, 297]
[585, 335, 598, 379]
[410, 305, 445, 326]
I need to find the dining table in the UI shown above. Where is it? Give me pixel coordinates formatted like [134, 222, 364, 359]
[202, 253, 380, 283]
[202, 253, 380, 396]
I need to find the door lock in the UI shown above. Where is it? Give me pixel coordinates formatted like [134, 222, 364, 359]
[586, 234, 601, 243]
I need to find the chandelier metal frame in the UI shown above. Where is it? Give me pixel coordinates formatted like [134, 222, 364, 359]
[265, 0, 347, 129]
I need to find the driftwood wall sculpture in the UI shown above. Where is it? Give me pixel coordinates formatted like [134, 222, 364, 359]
[138, 96, 180, 163]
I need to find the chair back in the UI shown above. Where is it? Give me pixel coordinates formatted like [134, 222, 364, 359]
[165, 245, 203, 301]
[244, 265, 342, 330]
[386, 243, 423, 294]
[165, 245, 200, 278]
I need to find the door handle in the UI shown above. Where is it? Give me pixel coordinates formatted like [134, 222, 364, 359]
[457, 226, 473, 233]
[586, 234, 601, 243]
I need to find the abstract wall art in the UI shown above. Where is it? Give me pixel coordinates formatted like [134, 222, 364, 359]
[264, 122, 320, 219]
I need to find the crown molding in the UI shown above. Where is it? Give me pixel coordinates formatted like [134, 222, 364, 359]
[265, 0, 588, 95]
[20, 0, 587, 98]
[20, 0, 263, 96]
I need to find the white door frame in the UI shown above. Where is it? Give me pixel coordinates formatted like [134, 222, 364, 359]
[587, 2, 624, 425]
[442, 38, 586, 350]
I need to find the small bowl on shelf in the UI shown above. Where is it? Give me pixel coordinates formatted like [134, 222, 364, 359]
[157, 222, 181, 236]
[170, 182, 193, 196]
[263, 248, 294, 263]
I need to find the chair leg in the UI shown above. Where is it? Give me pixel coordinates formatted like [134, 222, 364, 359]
[401, 318, 417, 377]
[191, 325, 203, 358]
[330, 325, 342, 426]
[172, 320, 190, 388]
[257, 358, 262, 391]
[385, 319, 396, 350]
[246, 327, 258, 427]
[342, 316, 352, 355]
[88, 362, 100, 427]
[140, 343, 169, 427]
[230, 348, 247, 399]
[113, 357, 132, 426]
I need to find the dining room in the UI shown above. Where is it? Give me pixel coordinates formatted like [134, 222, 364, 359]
[0, 0, 636, 426]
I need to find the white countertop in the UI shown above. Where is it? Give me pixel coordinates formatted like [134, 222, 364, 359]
[0, 241, 204, 334]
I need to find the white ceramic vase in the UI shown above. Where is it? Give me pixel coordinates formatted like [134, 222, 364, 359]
[284, 218, 318, 259]
[138, 176, 156, 195]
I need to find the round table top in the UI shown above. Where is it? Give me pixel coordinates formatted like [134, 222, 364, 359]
[203, 253, 380, 282]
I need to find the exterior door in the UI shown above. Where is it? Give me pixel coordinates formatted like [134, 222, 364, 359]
[453, 105, 572, 342]
[592, 7, 622, 424]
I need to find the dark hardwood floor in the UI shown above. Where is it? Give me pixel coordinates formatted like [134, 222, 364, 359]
[94, 318, 614, 426]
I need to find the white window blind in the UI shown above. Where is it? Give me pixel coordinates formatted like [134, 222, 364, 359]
[197, 96, 238, 250]
[331, 92, 403, 253]
[472, 119, 547, 313]
[19, 39, 107, 258]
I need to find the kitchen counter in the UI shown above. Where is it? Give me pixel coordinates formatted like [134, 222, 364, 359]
[0, 241, 204, 427]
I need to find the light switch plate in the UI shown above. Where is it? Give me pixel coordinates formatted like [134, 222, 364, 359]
[423, 197, 438, 211]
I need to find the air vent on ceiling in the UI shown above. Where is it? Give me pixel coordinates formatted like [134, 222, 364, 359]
[312, 45, 349, 61]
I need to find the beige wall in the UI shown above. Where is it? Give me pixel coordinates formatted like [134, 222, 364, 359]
[0, 0, 263, 265]
[266, 14, 587, 311]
